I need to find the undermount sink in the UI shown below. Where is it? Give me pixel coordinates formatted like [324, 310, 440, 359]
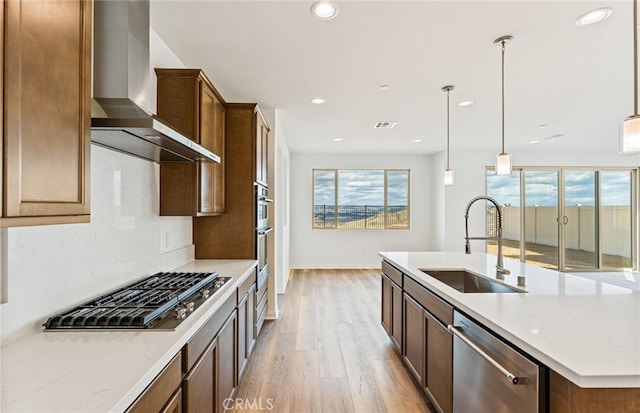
[419, 269, 525, 294]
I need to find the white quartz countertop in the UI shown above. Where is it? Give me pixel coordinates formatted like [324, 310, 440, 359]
[379, 251, 640, 388]
[0, 259, 257, 413]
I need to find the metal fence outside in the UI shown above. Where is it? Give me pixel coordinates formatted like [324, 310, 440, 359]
[313, 205, 408, 229]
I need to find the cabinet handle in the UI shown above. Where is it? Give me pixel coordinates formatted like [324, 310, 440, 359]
[258, 197, 274, 203]
[448, 325, 523, 385]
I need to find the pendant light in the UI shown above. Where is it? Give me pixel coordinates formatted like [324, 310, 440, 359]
[442, 85, 455, 185]
[494, 35, 513, 175]
[622, 0, 640, 153]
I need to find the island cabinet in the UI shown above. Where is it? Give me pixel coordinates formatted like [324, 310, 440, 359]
[382, 260, 453, 413]
[156, 68, 226, 217]
[1, 0, 92, 227]
[381, 261, 403, 351]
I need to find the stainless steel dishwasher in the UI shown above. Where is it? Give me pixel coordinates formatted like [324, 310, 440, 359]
[448, 311, 548, 413]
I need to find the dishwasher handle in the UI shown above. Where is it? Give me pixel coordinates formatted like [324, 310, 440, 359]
[448, 324, 523, 385]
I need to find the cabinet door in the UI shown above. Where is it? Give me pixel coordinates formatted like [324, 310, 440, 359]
[403, 293, 425, 386]
[160, 389, 182, 413]
[198, 82, 216, 214]
[212, 95, 225, 214]
[381, 274, 392, 336]
[255, 112, 268, 186]
[216, 310, 237, 413]
[3, 0, 91, 219]
[237, 292, 248, 381]
[246, 284, 256, 356]
[183, 339, 216, 413]
[426, 312, 453, 413]
[391, 281, 403, 350]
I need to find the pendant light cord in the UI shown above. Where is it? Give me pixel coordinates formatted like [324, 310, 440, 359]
[446, 89, 450, 169]
[501, 39, 506, 154]
[635, 0, 638, 115]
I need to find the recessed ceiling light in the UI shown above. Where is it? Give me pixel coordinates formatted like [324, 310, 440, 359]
[332, 138, 344, 142]
[544, 133, 565, 140]
[311, 1, 338, 20]
[380, 84, 390, 91]
[412, 139, 423, 143]
[575, 7, 613, 26]
[311, 98, 326, 105]
[458, 100, 474, 107]
[530, 140, 541, 145]
[538, 124, 547, 128]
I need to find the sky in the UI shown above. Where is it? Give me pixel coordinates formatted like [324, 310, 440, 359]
[314, 170, 409, 206]
[486, 170, 632, 207]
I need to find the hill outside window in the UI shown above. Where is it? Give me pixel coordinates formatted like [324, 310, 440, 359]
[313, 169, 410, 230]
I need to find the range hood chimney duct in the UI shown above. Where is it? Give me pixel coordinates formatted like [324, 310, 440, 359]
[91, 0, 219, 163]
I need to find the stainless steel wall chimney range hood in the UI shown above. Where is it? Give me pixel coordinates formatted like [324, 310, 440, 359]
[91, 0, 220, 164]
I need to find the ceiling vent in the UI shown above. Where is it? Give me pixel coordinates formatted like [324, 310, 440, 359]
[374, 121, 397, 129]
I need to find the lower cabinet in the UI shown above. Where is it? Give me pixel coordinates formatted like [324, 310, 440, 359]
[126, 354, 183, 413]
[237, 283, 256, 381]
[403, 293, 425, 385]
[183, 339, 216, 413]
[216, 311, 237, 413]
[382, 260, 453, 413]
[425, 312, 453, 413]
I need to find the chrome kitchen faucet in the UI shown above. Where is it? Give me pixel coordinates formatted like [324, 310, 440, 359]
[465, 195, 511, 278]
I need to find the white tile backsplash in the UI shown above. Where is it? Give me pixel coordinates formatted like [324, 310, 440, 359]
[0, 146, 194, 344]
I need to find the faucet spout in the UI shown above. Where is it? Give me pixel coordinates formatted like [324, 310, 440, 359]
[464, 195, 511, 278]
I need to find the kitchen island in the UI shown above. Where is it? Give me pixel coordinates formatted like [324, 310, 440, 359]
[0, 259, 257, 413]
[380, 251, 640, 412]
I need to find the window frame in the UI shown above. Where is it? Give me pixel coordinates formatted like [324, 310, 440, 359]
[312, 168, 411, 230]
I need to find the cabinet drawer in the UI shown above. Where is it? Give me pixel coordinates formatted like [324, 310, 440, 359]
[404, 276, 453, 326]
[256, 277, 267, 304]
[256, 288, 268, 318]
[238, 272, 256, 303]
[183, 291, 237, 372]
[382, 261, 403, 287]
[127, 353, 182, 413]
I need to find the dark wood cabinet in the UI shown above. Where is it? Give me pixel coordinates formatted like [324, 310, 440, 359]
[161, 389, 183, 413]
[255, 112, 269, 186]
[193, 103, 270, 260]
[183, 340, 216, 413]
[1, 0, 91, 227]
[403, 293, 425, 385]
[216, 311, 237, 413]
[381, 273, 402, 351]
[381, 260, 453, 413]
[237, 279, 256, 381]
[127, 353, 183, 413]
[425, 312, 453, 413]
[156, 69, 226, 217]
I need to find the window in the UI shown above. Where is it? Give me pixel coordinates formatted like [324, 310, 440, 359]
[313, 169, 410, 229]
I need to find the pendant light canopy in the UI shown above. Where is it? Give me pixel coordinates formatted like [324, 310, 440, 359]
[442, 85, 455, 186]
[495, 35, 513, 175]
[622, 0, 640, 153]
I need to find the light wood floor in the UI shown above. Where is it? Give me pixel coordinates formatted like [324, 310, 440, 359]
[233, 269, 434, 413]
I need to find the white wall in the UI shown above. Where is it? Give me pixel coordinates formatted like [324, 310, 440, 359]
[290, 154, 432, 268]
[432, 147, 640, 256]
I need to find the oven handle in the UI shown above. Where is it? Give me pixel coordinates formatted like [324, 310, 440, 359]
[448, 325, 523, 385]
[258, 227, 273, 235]
[258, 196, 274, 203]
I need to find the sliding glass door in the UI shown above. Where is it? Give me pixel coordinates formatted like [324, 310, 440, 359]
[486, 167, 637, 272]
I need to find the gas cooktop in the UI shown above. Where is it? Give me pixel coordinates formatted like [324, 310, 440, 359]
[43, 271, 231, 331]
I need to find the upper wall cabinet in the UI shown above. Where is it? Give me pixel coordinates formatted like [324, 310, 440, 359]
[1, 0, 92, 227]
[156, 69, 225, 217]
[255, 111, 269, 187]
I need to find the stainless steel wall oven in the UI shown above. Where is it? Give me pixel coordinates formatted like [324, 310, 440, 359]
[256, 184, 272, 282]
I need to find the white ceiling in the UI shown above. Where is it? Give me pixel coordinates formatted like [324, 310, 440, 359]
[151, 1, 633, 156]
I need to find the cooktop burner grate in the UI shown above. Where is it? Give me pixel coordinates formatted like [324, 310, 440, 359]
[43, 271, 230, 330]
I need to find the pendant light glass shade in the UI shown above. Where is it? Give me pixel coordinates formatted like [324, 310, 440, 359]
[443, 169, 454, 185]
[622, 0, 640, 152]
[495, 153, 512, 175]
[622, 115, 640, 152]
